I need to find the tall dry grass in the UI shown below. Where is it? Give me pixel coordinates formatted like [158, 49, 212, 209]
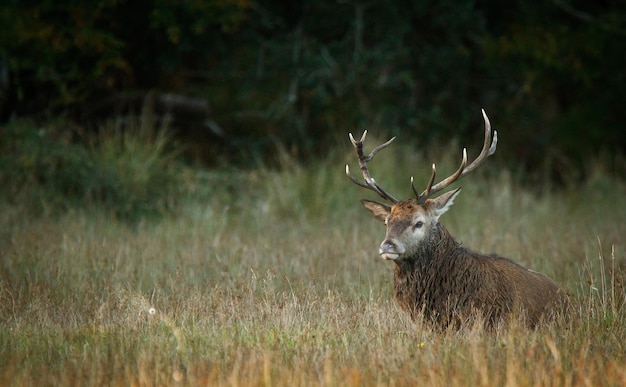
[0, 140, 624, 386]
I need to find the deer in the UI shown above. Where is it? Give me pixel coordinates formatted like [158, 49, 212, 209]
[346, 110, 569, 330]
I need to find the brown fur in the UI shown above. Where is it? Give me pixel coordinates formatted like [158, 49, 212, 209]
[362, 195, 569, 330]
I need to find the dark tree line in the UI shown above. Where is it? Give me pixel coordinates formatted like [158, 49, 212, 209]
[1, 0, 625, 179]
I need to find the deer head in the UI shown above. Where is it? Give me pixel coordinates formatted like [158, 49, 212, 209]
[346, 110, 497, 261]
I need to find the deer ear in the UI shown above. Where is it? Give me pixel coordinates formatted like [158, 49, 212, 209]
[427, 187, 462, 220]
[360, 199, 391, 222]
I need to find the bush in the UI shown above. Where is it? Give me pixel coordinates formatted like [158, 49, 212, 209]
[0, 112, 182, 221]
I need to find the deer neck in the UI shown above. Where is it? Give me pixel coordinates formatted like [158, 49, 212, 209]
[394, 222, 459, 270]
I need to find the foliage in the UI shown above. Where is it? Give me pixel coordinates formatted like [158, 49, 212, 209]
[0, 111, 182, 221]
[482, 1, 626, 180]
[1, 1, 625, 179]
[180, 0, 626, 177]
[0, 0, 251, 117]
[0, 1, 129, 115]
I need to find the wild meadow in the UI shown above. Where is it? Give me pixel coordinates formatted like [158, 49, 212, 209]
[0, 122, 625, 386]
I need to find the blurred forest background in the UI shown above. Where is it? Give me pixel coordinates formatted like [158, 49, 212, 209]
[1, 0, 624, 185]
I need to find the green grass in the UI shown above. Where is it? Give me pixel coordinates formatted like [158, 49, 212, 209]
[1, 140, 625, 386]
[0, 113, 182, 222]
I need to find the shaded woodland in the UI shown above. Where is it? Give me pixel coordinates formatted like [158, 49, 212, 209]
[1, 0, 625, 180]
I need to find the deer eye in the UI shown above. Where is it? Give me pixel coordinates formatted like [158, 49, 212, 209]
[413, 221, 424, 229]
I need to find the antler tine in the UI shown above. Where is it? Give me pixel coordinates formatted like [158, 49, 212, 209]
[346, 130, 399, 204]
[412, 163, 436, 202]
[417, 109, 497, 203]
[411, 176, 420, 199]
[462, 109, 497, 175]
[417, 150, 467, 203]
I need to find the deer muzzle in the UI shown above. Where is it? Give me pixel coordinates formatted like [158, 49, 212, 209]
[379, 239, 405, 260]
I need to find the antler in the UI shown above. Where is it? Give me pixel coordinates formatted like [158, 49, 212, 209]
[345, 130, 399, 204]
[413, 109, 497, 204]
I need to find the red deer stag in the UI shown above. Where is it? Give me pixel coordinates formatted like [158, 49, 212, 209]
[346, 110, 569, 329]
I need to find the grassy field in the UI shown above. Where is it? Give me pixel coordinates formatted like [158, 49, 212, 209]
[1, 141, 625, 386]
